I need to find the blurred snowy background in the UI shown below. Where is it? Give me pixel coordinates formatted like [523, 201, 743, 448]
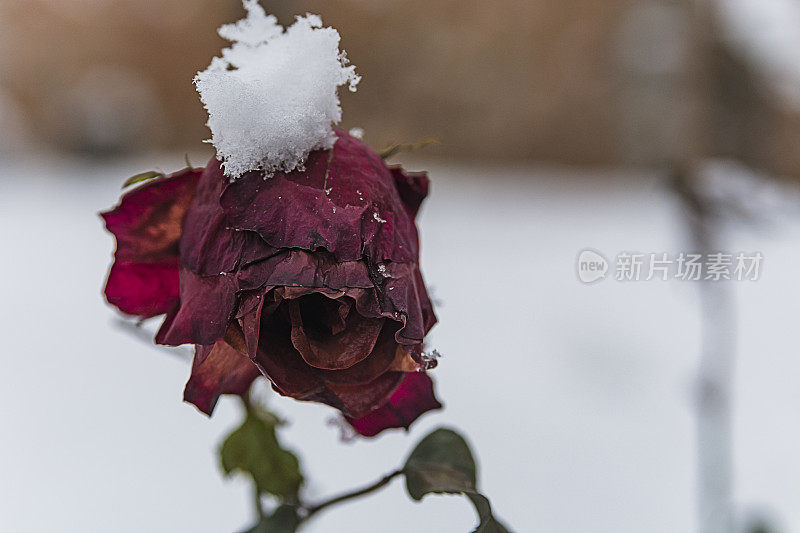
[3, 0, 800, 532]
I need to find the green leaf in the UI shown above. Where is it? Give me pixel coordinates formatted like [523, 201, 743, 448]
[403, 427, 513, 532]
[220, 409, 303, 500]
[122, 171, 163, 189]
[403, 427, 477, 500]
[241, 505, 301, 533]
[466, 493, 512, 533]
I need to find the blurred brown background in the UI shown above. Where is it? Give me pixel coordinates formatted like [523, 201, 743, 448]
[1, 0, 800, 177]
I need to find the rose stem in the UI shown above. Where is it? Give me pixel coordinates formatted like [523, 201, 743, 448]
[301, 469, 404, 522]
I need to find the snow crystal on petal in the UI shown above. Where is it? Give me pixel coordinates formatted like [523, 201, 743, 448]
[195, 1, 361, 179]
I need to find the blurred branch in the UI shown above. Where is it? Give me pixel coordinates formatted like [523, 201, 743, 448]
[671, 165, 735, 533]
[112, 318, 193, 361]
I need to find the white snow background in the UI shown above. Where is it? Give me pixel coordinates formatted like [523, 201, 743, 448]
[2, 152, 800, 533]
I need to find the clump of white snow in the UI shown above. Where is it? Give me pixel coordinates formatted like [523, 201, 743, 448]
[195, 0, 360, 179]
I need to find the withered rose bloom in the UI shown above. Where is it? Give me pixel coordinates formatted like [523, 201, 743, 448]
[102, 130, 441, 436]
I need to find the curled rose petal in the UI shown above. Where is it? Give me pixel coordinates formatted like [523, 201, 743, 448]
[312, 322, 402, 387]
[346, 372, 443, 437]
[288, 294, 383, 370]
[184, 337, 261, 415]
[101, 168, 200, 317]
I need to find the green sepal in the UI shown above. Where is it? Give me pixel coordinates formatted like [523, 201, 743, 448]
[121, 171, 164, 189]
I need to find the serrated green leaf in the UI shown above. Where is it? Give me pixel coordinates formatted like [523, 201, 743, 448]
[220, 410, 303, 500]
[403, 427, 514, 532]
[240, 505, 301, 533]
[121, 171, 163, 189]
[403, 427, 477, 500]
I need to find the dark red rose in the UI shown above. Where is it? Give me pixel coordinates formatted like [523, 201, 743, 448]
[102, 129, 441, 436]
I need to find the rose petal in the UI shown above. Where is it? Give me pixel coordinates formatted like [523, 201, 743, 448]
[104, 261, 179, 318]
[252, 288, 401, 385]
[288, 294, 383, 370]
[156, 268, 237, 346]
[184, 338, 261, 415]
[382, 264, 437, 345]
[101, 168, 200, 317]
[179, 158, 279, 277]
[314, 322, 403, 386]
[346, 371, 443, 437]
[235, 249, 373, 292]
[390, 167, 429, 219]
[324, 371, 405, 419]
[245, 296, 328, 400]
[238, 294, 410, 418]
[220, 129, 420, 264]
